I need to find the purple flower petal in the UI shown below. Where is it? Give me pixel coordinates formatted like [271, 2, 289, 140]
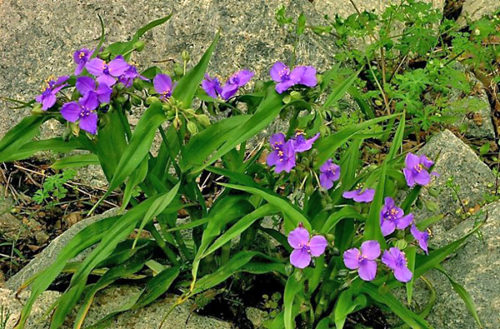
[291, 66, 317, 87]
[80, 92, 99, 111]
[290, 249, 311, 269]
[108, 56, 130, 77]
[60, 102, 81, 122]
[97, 74, 117, 87]
[360, 240, 380, 260]
[287, 227, 310, 249]
[292, 132, 320, 153]
[419, 155, 433, 168]
[358, 259, 377, 281]
[396, 213, 414, 230]
[380, 218, 396, 236]
[275, 79, 296, 94]
[270, 61, 289, 82]
[229, 70, 254, 87]
[411, 224, 429, 254]
[344, 188, 375, 203]
[414, 170, 431, 186]
[270, 133, 286, 146]
[153, 73, 173, 97]
[86, 58, 105, 76]
[309, 235, 328, 257]
[201, 74, 222, 98]
[381, 248, 399, 269]
[394, 266, 413, 282]
[41, 93, 57, 110]
[343, 248, 361, 270]
[96, 83, 112, 104]
[220, 83, 239, 100]
[403, 168, 416, 187]
[266, 150, 280, 167]
[76, 76, 96, 95]
[274, 141, 296, 173]
[405, 153, 420, 169]
[319, 172, 334, 190]
[79, 112, 98, 135]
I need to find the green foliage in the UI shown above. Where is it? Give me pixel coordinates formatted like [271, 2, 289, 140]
[32, 169, 76, 207]
[0, 5, 490, 328]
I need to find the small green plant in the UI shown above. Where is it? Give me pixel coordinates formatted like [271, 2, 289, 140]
[0, 305, 11, 329]
[32, 169, 76, 207]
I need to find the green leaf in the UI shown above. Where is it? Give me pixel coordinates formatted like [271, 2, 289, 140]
[49, 189, 179, 328]
[51, 154, 99, 170]
[405, 246, 416, 305]
[361, 284, 431, 329]
[193, 251, 259, 294]
[219, 183, 311, 231]
[387, 112, 405, 162]
[191, 84, 284, 173]
[320, 206, 364, 234]
[320, 69, 360, 111]
[121, 158, 148, 211]
[107, 102, 166, 194]
[173, 33, 220, 108]
[284, 276, 302, 329]
[296, 13, 306, 35]
[14, 215, 120, 329]
[363, 162, 387, 246]
[202, 203, 277, 258]
[181, 115, 249, 170]
[2, 137, 88, 162]
[134, 266, 180, 309]
[334, 288, 367, 329]
[314, 114, 399, 168]
[435, 265, 483, 328]
[0, 115, 46, 161]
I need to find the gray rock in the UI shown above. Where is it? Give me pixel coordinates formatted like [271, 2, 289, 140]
[449, 72, 495, 139]
[416, 129, 495, 235]
[412, 200, 500, 329]
[80, 285, 232, 329]
[0, 287, 60, 329]
[246, 307, 268, 328]
[6, 208, 119, 291]
[0, 285, 232, 328]
[458, 0, 499, 24]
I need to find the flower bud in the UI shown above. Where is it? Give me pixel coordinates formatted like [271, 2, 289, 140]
[184, 108, 196, 117]
[133, 40, 145, 52]
[290, 91, 302, 100]
[187, 121, 198, 135]
[196, 114, 211, 127]
[70, 122, 80, 136]
[99, 49, 111, 60]
[394, 239, 407, 250]
[31, 103, 43, 115]
[146, 96, 160, 105]
[319, 124, 329, 136]
[174, 63, 184, 76]
[173, 117, 182, 129]
[283, 95, 292, 104]
[181, 50, 190, 63]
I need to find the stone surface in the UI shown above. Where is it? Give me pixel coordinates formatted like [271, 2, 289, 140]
[416, 129, 495, 235]
[412, 200, 499, 329]
[459, 0, 500, 24]
[450, 71, 495, 139]
[0, 285, 232, 329]
[0, 288, 60, 329]
[5, 208, 119, 291]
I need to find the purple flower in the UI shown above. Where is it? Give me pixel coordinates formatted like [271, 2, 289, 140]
[153, 73, 174, 100]
[85, 55, 130, 86]
[411, 224, 429, 254]
[319, 159, 340, 190]
[73, 48, 94, 75]
[220, 70, 254, 100]
[402, 153, 436, 187]
[201, 74, 222, 98]
[288, 225, 327, 269]
[75, 76, 112, 104]
[266, 136, 296, 174]
[269, 62, 317, 94]
[291, 130, 320, 153]
[118, 65, 148, 88]
[35, 75, 70, 111]
[343, 240, 381, 281]
[60, 92, 99, 134]
[379, 197, 413, 236]
[382, 247, 413, 282]
[342, 188, 375, 203]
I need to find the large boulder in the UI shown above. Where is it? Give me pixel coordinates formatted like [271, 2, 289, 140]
[416, 129, 495, 235]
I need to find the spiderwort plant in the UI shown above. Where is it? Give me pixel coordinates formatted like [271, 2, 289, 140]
[0, 15, 481, 329]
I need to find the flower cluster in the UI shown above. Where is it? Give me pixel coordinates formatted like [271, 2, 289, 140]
[403, 153, 437, 187]
[35, 48, 154, 135]
[266, 131, 319, 173]
[288, 224, 327, 269]
[343, 241, 413, 282]
[202, 70, 254, 100]
[270, 62, 317, 94]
